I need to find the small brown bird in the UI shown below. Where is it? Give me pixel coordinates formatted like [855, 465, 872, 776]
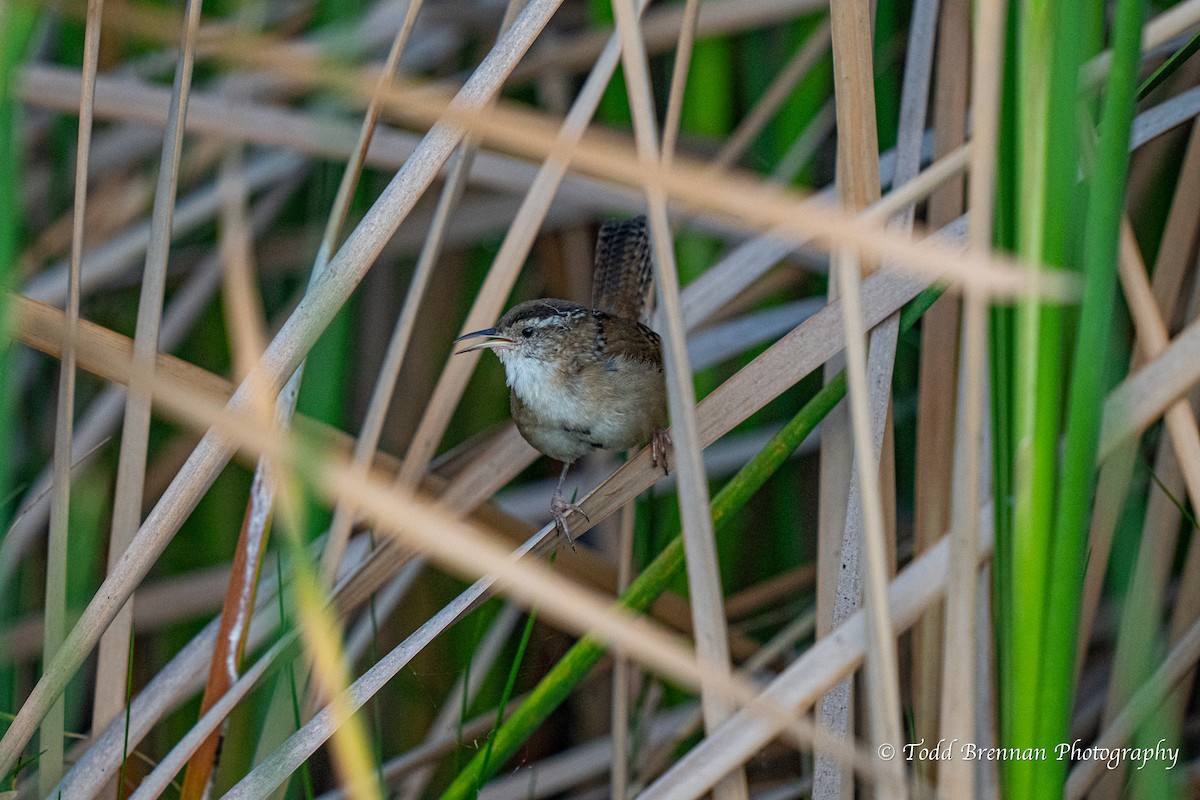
[455, 216, 670, 546]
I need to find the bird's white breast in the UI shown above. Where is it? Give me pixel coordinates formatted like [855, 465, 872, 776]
[499, 352, 577, 420]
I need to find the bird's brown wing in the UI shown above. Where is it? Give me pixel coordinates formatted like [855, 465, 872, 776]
[591, 215, 654, 323]
[594, 313, 663, 368]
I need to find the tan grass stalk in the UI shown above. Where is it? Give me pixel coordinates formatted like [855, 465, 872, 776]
[658, 0, 701, 166]
[91, 0, 204, 758]
[827, 254, 907, 800]
[28, 43, 1072, 301]
[310, 0, 432, 579]
[319, 0, 522, 586]
[911, 0, 970, 766]
[607, 4, 746, 798]
[16, 65, 641, 230]
[39, 0, 107, 790]
[680, 139, 968, 335]
[862, 3, 944, 788]
[814, 0, 892, 793]
[937, 0, 1006, 793]
[609, 498, 637, 800]
[204, 9, 438, 778]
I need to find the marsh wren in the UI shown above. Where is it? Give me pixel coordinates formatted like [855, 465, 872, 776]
[455, 215, 670, 546]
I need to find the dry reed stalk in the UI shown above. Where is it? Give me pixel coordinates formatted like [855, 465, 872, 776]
[609, 496, 638, 800]
[938, 24, 993, 800]
[26, 26, 1079, 301]
[814, 0, 894, 794]
[1099, 309, 1200, 459]
[193, 16, 452, 775]
[936, 0, 1006, 793]
[88, 0, 199, 778]
[307, 0, 429, 585]
[1114, 224, 1200, 508]
[16, 64, 648, 230]
[607, 2, 745, 798]
[658, 0, 700, 168]
[911, 0, 969, 768]
[39, 0, 108, 789]
[1072, 218, 1200, 800]
[609, 3, 704, 794]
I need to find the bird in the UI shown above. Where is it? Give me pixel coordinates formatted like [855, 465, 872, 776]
[454, 215, 670, 547]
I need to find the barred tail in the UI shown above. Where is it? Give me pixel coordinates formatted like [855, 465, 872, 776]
[590, 214, 654, 323]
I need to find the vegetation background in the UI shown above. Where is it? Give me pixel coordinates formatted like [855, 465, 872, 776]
[0, 0, 1199, 797]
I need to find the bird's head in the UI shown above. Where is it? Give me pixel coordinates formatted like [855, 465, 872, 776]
[453, 299, 591, 366]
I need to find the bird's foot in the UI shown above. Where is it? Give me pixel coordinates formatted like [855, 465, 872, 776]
[550, 490, 589, 552]
[651, 428, 672, 475]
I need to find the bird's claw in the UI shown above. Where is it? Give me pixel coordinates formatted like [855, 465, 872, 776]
[550, 491, 589, 551]
[651, 428, 672, 476]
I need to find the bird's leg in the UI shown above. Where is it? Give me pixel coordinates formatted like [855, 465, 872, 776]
[550, 461, 589, 550]
[651, 428, 672, 475]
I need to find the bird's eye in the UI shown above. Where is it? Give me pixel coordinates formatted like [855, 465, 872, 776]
[521, 328, 534, 338]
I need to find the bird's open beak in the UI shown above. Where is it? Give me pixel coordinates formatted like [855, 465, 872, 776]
[453, 327, 514, 355]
